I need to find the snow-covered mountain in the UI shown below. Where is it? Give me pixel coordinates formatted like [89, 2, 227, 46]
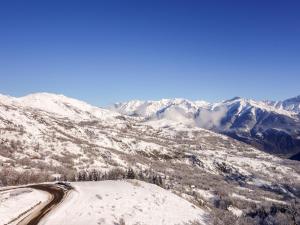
[111, 96, 300, 157]
[267, 95, 300, 114]
[0, 92, 118, 120]
[1, 92, 300, 224]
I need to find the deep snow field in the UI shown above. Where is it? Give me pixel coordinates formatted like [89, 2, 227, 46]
[0, 181, 208, 225]
[41, 180, 208, 225]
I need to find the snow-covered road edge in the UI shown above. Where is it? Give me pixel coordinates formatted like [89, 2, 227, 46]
[0, 183, 71, 225]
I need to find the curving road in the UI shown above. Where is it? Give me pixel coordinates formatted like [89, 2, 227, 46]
[17, 184, 70, 225]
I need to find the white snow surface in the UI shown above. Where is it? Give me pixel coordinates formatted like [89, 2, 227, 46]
[40, 180, 208, 225]
[228, 206, 243, 217]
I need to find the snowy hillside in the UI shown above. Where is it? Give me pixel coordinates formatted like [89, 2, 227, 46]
[111, 96, 300, 157]
[0, 92, 300, 224]
[0, 93, 118, 121]
[40, 180, 208, 225]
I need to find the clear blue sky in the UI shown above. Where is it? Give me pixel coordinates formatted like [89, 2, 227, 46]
[0, 0, 299, 106]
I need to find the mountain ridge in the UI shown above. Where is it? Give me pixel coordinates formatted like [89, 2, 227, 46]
[1, 92, 300, 157]
[111, 95, 300, 157]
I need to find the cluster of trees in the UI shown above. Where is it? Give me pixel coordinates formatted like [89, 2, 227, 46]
[0, 167, 52, 186]
[212, 202, 300, 225]
[63, 168, 165, 188]
[0, 166, 165, 188]
[211, 191, 300, 225]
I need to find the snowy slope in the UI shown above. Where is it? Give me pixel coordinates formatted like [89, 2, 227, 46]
[40, 180, 208, 225]
[1, 92, 118, 121]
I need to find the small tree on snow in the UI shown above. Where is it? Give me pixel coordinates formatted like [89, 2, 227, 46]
[126, 168, 135, 179]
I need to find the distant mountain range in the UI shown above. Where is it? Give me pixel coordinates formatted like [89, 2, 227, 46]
[111, 95, 300, 159]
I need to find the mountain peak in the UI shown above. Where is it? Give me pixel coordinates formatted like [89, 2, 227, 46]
[19, 92, 79, 103]
[269, 95, 300, 113]
[0, 92, 118, 120]
[226, 96, 242, 102]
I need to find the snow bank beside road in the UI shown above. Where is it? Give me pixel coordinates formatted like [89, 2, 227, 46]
[0, 188, 49, 225]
